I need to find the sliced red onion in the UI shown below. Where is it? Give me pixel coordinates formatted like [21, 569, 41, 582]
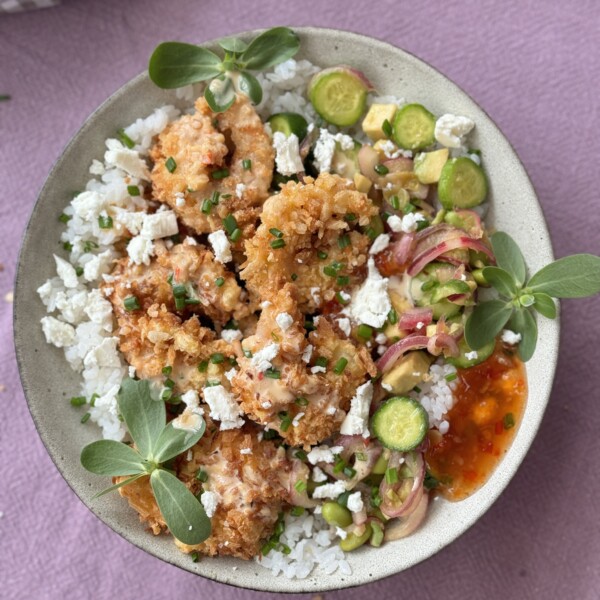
[382, 156, 413, 172]
[391, 232, 416, 266]
[384, 492, 429, 541]
[398, 307, 433, 331]
[408, 236, 495, 276]
[380, 451, 425, 519]
[377, 335, 430, 373]
[427, 332, 460, 357]
[334, 435, 382, 483]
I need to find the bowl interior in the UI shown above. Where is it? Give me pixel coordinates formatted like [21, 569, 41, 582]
[14, 27, 559, 593]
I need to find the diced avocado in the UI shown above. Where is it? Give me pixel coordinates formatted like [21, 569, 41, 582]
[381, 351, 433, 395]
[331, 140, 361, 178]
[414, 148, 449, 184]
[362, 104, 397, 141]
[354, 172, 372, 194]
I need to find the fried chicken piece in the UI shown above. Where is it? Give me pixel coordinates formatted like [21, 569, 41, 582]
[241, 173, 378, 313]
[150, 95, 274, 239]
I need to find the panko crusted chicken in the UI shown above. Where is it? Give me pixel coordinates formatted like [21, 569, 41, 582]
[117, 423, 292, 559]
[150, 95, 275, 240]
[232, 285, 377, 447]
[241, 173, 379, 313]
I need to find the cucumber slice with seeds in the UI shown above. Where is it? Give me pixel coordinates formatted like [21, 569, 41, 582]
[447, 337, 495, 368]
[267, 112, 308, 140]
[438, 157, 488, 209]
[372, 396, 429, 452]
[392, 103, 436, 151]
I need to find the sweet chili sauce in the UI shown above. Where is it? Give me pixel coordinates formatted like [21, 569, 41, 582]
[425, 342, 527, 501]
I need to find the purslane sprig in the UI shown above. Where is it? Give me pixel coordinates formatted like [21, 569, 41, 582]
[80, 378, 210, 545]
[465, 232, 600, 361]
[148, 27, 300, 112]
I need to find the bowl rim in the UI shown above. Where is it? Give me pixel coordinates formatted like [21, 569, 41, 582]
[14, 25, 559, 593]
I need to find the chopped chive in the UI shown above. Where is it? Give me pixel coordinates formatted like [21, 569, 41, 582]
[185, 298, 200, 305]
[221, 193, 232, 199]
[382, 118, 393, 138]
[337, 275, 350, 286]
[263, 428, 278, 440]
[336, 490, 351, 507]
[371, 488, 382, 507]
[291, 273, 298, 281]
[127, 185, 140, 197]
[290, 506, 305, 516]
[174, 296, 186, 310]
[198, 360, 208, 373]
[123, 296, 140, 311]
[80, 412, 91, 424]
[413, 385, 422, 393]
[294, 480, 307, 493]
[90, 393, 99, 407]
[344, 213, 357, 222]
[212, 168, 229, 179]
[304, 320, 316, 332]
[63, 241, 73, 252]
[338, 234, 351, 249]
[270, 238, 286, 249]
[229, 228, 242, 242]
[83, 240, 98, 253]
[164, 378, 175, 390]
[190, 551, 200, 563]
[323, 265, 337, 277]
[223, 214, 238, 235]
[388, 308, 398, 325]
[215, 277, 225, 287]
[416, 219, 429, 232]
[295, 397, 309, 406]
[269, 227, 283, 238]
[357, 324, 373, 340]
[70, 396, 86, 407]
[336, 291, 350, 305]
[281, 544, 292, 555]
[280, 416, 292, 432]
[162, 366, 172, 376]
[205, 380, 221, 387]
[59, 213, 71, 223]
[365, 227, 376, 240]
[211, 190, 220, 205]
[445, 372, 458, 382]
[242, 159, 252, 170]
[172, 283, 187, 298]
[265, 368, 281, 379]
[317, 250, 328, 260]
[160, 388, 173, 401]
[196, 469, 208, 482]
[315, 356, 328, 368]
[355, 451, 367, 461]
[381, 212, 390, 222]
[403, 202, 416, 214]
[165, 156, 177, 173]
[503, 413, 515, 430]
[374, 164, 389, 175]
[343, 466, 357, 478]
[424, 471, 440, 490]
[385, 467, 398, 484]
[98, 215, 113, 229]
[117, 128, 135, 149]
[224, 318, 238, 330]
[333, 456, 346, 473]
[390, 195, 400, 210]
[210, 352, 225, 364]
[294, 449, 308, 461]
[333, 357, 348, 375]
[421, 280, 436, 292]
[201, 199, 212, 214]
[75, 267, 84, 277]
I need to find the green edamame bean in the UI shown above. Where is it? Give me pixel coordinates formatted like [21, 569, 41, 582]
[340, 524, 372, 552]
[322, 501, 353, 528]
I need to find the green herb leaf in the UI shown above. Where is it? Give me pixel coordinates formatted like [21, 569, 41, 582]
[204, 76, 235, 113]
[80, 440, 147, 476]
[482, 266, 518, 298]
[237, 71, 263, 105]
[150, 469, 211, 545]
[491, 232, 527, 287]
[92, 473, 147, 499]
[239, 27, 300, 70]
[465, 299, 513, 350]
[151, 421, 206, 464]
[148, 42, 223, 89]
[508, 308, 538, 362]
[527, 254, 600, 298]
[118, 378, 166, 460]
[218, 36, 248, 54]
[532, 292, 557, 319]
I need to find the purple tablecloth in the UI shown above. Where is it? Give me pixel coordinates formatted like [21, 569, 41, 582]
[2, 1, 599, 598]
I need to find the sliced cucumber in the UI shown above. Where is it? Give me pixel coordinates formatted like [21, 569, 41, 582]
[438, 157, 488, 209]
[309, 67, 369, 127]
[392, 103, 436, 151]
[372, 397, 429, 452]
[447, 337, 495, 368]
[267, 112, 308, 140]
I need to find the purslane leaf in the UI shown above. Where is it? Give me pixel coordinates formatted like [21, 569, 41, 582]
[204, 76, 235, 112]
[118, 378, 166, 461]
[482, 266, 518, 298]
[150, 469, 211, 545]
[81, 440, 146, 476]
[527, 254, 600, 298]
[533, 292, 557, 319]
[92, 473, 147, 499]
[148, 42, 223, 88]
[465, 299, 513, 350]
[508, 308, 538, 362]
[152, 421, 206, 464]
[491, 232, 527, 287]
[237, 71, 263, 105]
[240, 27, 300, 70]
[218, 36, 248, 54]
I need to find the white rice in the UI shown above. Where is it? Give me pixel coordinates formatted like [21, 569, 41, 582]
[413, 361, 458, 433]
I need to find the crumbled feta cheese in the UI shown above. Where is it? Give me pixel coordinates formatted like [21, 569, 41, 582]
[310, 287, 321, 306]
[337, 317, 351, 337]
[221, 329, 243, 343]
[261, 300, 272, 309]
[71, 190, 106, 221]
[335, 527, 348, 540]
[307, 445, 344, 465]
[128, 366, 136, 378]
[200, 491, 219, 518]
[313, 129, 355, 173]
[174, 192, 185, 207]
[382, 382, 393, 392]
[434, 114, 475, 148]
[89, 159, 105, 175]
[54, 255, 79, 289]
[465, 350, 479, 360]
[438, 420, 450, 435]
[275, 312, 294, 332]
[240, 448, 252, 455]
[272, 131, 304, 176]
[311, 365, 326, 374]
[369, 233, 391, 255]
[377, 139, 404, 159]
[83, 250, 114, 282]
[326, 405, 337, 416]
[338, 290, 351, 303]
[181, 390, 201, 408]
[416, 321, 424, 330]
[312, 466, 328, 482]
[203, 385, 244, 430]
[347, 491, 364, 513]
[183, 236, 197, 246]
[127, 235, 154, 265]
[347, 258, 391, 328]
[83, 337, 121, 368]
[301, 344, 313, 363]
[340, 381, 373, 438]
[501, 329, 522, 345]
[387, 212, 426, 234]
[375, 333, 387, 344]
[292, 412, 305, 427]
[250, 342, 279, 372]
[261, 401, 272, 409]
[41, 316, 76, 347]
[171, 407, 205, 433]
[207, 230, 232, 264]
[141, 211, 178, 240]
[224, 368, 237, 382]
[235, 183, 246, 199]
[311, 481, 347, 500]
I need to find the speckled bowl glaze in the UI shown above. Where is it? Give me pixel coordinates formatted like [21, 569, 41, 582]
[14, 27, 559, 593]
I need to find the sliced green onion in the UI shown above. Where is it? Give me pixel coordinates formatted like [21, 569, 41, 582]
[212, 168, 229, 179]
[294, 449, 308, 461]
[211, 190, 220, 205]
[223, 214, 238, 235]
[294, 480, 307, 493]
[290, 506, 305, 517]
[281, 544, 292, 555]
[270, 238, 286, 249]
[196, 469, 208, 482]
[336, 291, 350, 305]
[390, 195, 400, 210]
[185, 298, 200, 305]
[265, 368, 281, 379]
[162, 366, 172, 376]
[242, 159, 252, 170]
[164, 378, 175, 389]
[355, 451, 367, 461]
[304, 320, 316, 332]
[205, 380, 221, 387]
[59, 213, 71, 223]
[261, 541, 276, 556]
[333, 456, 346, 473]
[269, 227, 283, 238]
[172, 283, 187, 298]
[388, 308, 398, 325]
[160, 388, 173, 401]
[123, 296, 140, 311]
[174, 296, 185, 310]
[323, 265, 337, 277]
[221, 193, 232, 199]
[403, 203, 416, 214]
[385, 467, 398, 484]
[165, 156, 177, 173]
[503, 413, 515, 429]
[98, 215, 113, 229]
[291, 273, 298, 281]
[416, 218, 429, 232]
[117, 128, 135, 149]
[413, 385, 422, 393]
[63, 241, 73, 252]
[201, 199, 212, 214]
[210, 353, 225, 364]
[83, 240, 99, 253]
[336, 490, 350, 507]
[374, 164, 389, 175]
[127, 185, 140, 197]
[198, 360, 208, 373]
[90, 394, 99, 407]
[338, 234, 351, 249]
[343, 466, 357, 479]
[317, 250, 328, 260]
[243, 349, 252, 358]
[70, 396, 86, 407]
[357, 324, 373, 340]
[80, 412, 91, 424]
[75, 267, 84, 277]
[315, 356, 328, 368]
[263, 428, 278, 440]
[191, 551, 200, 563]
[337, 275, 350, 286]
[382, 118, 393, 138]
[445, 372, 458, 382]
[295, 397, 309, 406]
[344, 213, 357, 222]
[229, 228, 242, 242]
[280, 417, 292, 432]
[371, 487, 382, 507]
[333, 357, 348, 375]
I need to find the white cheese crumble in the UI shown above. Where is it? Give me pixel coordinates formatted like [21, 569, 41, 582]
[203, 385, 244, 430]
[235, 183, 246, 199]
[301, 344, 313, 364]
[465, 350, 479, 360]
[312, 481, 347, 500]
[346, 491, 364, 513]
[501, 329, 522, 345]
[387, 212, 426, 234]
[174, 192, 185, 207]
[292, 412, 305, 427]
[240, 448, 252, 455]
[201, 491, 219, 518]
[382, 382, 393, 392]
[140, 211, 178, 240]
[54, 255, 79, 289]
[347, 258, 391, 328]
[311, 365, 326, 374]
[340, 381, 373, 438]
[224, 368, 238, 382]
[172, 390, 205, 433]
[310, 287, 321, 306]
[369, 233, 391, 255]
[250, 342, 280, 372]
[208, 230, 232, 264]
[127, 235, 154, 265]
[335, 527, 348, 540]
[275, 312, 294, 332]
[313, 129, 355, 173]
[307, 445, 344, 465]
[326, 405, 337, 415]
[221, 329, 243, 343]
[337, 317, 351, 337]
[272, 131, 304, 176]
[312, 466, 328, 482]
[434, 114, 475, 148]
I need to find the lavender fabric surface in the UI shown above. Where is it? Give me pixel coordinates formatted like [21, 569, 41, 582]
[1, 1, 599, 598]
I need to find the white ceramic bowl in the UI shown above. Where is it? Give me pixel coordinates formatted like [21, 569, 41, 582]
[14, 27, 559, 593]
